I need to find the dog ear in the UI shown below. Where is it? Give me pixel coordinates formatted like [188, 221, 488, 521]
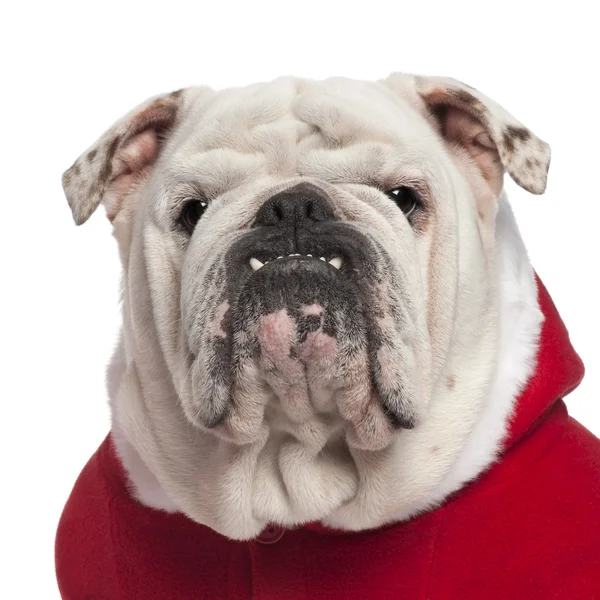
[386, 74, 551, 196]
[62, 89, 184, 225]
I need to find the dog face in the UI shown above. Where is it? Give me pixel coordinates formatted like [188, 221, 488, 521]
[64, 74, 550, 536]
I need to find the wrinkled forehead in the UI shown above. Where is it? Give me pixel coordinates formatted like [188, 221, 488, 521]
[165, 77, 442, 193]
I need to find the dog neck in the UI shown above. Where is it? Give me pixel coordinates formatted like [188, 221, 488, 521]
[107, 189, 544, 532]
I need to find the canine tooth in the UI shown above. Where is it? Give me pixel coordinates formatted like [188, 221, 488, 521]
[320, 257, 326, 261]
[329, 257, 342, 270]
[250, 258, 264, 271]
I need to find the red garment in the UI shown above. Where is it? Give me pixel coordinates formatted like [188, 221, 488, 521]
[55, 277, 600, 599]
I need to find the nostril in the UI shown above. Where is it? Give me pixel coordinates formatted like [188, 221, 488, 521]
[305, 199, 327, 222]
[258, 199, 285, 226]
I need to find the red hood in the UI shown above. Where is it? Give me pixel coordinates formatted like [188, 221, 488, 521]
[502, 274, 584, 448]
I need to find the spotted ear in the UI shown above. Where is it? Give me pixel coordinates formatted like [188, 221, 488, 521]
[387, 74, 551, 195]
[62, 89, 184, 226]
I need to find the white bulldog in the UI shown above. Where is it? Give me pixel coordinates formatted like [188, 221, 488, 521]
[62, 73, 549, 541]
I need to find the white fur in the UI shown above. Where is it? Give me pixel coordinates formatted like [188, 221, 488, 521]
[108, 329, 179, 510]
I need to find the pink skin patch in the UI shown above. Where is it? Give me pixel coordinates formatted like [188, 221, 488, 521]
[257, 309, 311, 421]
[297, 331, 337, 362]
[209, 300, 230, 339]
[257, 309, 297, 367]
[300, 303, 324, 317]
[257, 304, 336, 366]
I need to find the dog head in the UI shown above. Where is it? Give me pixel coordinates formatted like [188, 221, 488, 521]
[63, 74, 549, 537]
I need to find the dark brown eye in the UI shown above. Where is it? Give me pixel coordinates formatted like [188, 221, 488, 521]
[180, 199, 208, 234]
[386, 187, 419, 218]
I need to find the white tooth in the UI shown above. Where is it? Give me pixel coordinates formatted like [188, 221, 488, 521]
[277, 256, 283, 260]
[250, 258, 264, 271]
[329, 257, 342, 270]
[320, 257, 326, 262]
[307, 254, 312, 257]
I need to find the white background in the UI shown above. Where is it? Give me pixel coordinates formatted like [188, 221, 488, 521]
[1, 1, 598, 597]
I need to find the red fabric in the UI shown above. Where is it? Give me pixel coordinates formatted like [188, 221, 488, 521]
[55, 277, 600, 599]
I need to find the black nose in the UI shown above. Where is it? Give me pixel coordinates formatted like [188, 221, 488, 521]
[254, 183, 335, 228]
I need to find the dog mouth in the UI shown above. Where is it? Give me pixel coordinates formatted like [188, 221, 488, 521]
[248, 253, 343, 272]
[231, 240, 356, 336]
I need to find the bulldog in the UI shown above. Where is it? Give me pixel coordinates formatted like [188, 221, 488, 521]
[55, 74, 600, 599]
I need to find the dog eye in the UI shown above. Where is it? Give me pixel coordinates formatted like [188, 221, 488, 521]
[386, 187, 419, 218]
[180, 199, 208, 234]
